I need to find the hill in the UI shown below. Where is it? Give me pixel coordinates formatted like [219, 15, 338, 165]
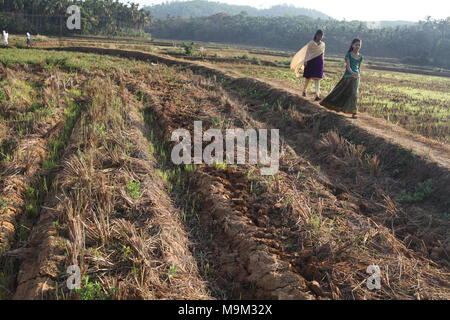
[144, 0, 331, 19]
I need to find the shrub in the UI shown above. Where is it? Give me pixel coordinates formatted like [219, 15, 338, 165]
[181, 42, 196, 56]
[398, 179, 434, 203]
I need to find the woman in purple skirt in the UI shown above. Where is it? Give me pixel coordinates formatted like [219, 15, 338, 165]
[291, 30, 325, 101]
[303, 30, 325, 101]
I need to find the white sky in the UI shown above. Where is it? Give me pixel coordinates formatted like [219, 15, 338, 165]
[128, 0, 450, 21]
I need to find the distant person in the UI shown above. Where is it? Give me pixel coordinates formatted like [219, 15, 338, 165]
[2, 30, 8, 45]
[320, 39, 364, 119]
[26, 32, 31, 47]
[290, 30, 325, 101]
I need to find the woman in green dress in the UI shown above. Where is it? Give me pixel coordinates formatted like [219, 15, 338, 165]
[320, 39, 364, 119]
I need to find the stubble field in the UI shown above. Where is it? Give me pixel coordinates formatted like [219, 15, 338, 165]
[0, 43, 449, 300]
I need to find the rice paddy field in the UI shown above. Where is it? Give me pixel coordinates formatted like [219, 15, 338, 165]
[0, 38, 449, 300]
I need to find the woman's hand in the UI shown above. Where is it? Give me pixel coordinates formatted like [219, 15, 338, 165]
[353, 73, 360, 79]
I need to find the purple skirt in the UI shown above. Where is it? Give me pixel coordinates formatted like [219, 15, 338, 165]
[303, 54, 324, 79]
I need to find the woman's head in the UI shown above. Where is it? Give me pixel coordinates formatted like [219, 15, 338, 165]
[348, 39, 362, 52]
[314, 30, 324, 42]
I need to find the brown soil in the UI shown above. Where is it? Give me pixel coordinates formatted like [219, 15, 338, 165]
[127, 77, 318, 299]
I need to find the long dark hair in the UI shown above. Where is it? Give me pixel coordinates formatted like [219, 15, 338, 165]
[314, 30, 324, 41]
[348, 39, 361, 53]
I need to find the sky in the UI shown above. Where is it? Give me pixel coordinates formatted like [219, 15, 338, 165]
[127, 0, 450, 21]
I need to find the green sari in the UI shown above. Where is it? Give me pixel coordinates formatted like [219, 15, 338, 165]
[320, 52, 364, 114]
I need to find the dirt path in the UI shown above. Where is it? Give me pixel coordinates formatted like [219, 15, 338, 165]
[251, 76, 450, 169]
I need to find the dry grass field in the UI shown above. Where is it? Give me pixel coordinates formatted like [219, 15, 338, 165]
[0, 40, 449, 300]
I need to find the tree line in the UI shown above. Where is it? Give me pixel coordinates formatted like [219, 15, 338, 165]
[149, 14, 450, 68]
[0, 0, 151, 36]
